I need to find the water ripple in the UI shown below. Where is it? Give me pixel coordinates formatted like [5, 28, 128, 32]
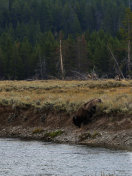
[0, 139, 132, 176]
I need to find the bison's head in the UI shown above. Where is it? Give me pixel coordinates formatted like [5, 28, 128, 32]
[94, 98, 102, 104]
[98, 99, 102, 103]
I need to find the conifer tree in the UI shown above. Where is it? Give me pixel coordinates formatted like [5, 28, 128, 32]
[120, 8, 132, 76]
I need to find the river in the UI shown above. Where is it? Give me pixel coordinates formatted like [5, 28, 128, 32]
[0, 138, 132, 176]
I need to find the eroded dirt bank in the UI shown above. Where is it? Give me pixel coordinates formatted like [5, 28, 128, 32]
[0, 105, 132, 151]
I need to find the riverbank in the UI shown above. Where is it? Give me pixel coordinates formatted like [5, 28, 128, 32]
[0, 126, 132, 151]
[0, 80, 131, 151]
[0, 106, 131, 151]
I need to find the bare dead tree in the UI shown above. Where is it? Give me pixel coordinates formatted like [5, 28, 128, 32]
[60, 39, 64, 79]
[35, 56, 47, 79]
[108, 46, 125, 79]
[59, 31, 64, 80]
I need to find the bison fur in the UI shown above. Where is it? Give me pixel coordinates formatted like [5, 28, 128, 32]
[73, 98, 102, 128]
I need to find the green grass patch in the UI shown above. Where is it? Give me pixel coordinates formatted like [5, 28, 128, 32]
[44, 130, 64, 139]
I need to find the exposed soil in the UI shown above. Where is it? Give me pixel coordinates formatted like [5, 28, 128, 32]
[0, 105, 132, 151]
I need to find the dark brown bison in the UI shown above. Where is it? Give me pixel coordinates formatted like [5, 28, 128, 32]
[73, 98, 102, 128]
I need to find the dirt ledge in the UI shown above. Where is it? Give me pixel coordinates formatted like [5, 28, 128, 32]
[0, 105, 132, 151]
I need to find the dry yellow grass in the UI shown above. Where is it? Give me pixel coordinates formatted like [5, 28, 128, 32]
[0, 80, 131, 114]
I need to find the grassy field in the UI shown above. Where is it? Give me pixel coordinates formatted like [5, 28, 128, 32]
[0, 79, 132, 115]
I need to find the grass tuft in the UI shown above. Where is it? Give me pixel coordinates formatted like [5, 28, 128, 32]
[44, 130, 64, 139]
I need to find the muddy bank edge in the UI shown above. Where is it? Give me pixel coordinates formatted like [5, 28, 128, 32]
[0, 105, 132, 151]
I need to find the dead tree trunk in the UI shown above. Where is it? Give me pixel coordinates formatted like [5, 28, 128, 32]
[60, 39, 64, 80]
[108, 46, 125, 79]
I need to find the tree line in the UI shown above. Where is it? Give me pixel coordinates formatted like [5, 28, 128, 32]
[0, 0, 131, 79]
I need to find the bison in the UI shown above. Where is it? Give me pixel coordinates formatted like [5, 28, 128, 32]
[73, 98, 102, 128]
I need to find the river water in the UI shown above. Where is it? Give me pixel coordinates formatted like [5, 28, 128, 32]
[0, 138, 132, 176]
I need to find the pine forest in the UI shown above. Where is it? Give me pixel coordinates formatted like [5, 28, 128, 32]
[0, 0, 132, 79]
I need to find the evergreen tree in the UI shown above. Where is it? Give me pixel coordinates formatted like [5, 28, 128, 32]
[0, 0, 131, 79]
[120, 8, 132, 76]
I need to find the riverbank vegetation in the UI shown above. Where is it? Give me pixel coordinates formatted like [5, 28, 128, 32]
[0, 80, 132, 116]
[0, 80, 131, 151]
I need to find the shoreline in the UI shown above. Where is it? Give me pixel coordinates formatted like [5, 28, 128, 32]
[0, 125, 132, 151]
[0, 103, 131, 152]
